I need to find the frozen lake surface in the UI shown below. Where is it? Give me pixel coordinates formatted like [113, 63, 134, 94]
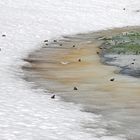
[0, 0, 140, 139]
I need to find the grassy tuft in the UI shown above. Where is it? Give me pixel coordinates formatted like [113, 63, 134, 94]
[101, 31, 140, 55]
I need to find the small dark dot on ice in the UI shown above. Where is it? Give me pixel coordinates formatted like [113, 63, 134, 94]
[51, 95, 55, 99]
[131, 63, 134, 65]
[133, 59, 136, 61]
[136, 10, 140, 12]
[2, 34, 6, 37]
[73, 45, 75, 48]
[123, 8, 126, 10]
[44, 40, 48, 42]
[60, 44, 63, 46]
[54, 40, 57, 42]
[97, 52, 99, 54]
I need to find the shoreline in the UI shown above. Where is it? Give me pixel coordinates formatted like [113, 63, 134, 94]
[22, 26, 140, 139]
[23, 26, 140, 79]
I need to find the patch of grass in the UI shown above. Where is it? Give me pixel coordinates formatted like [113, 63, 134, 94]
[108, 43, 140, 54]
[102, 31, 140, 55]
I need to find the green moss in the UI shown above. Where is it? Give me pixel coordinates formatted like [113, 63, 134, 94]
[103, 31, 140, 55]
[108, 44, 140, 54]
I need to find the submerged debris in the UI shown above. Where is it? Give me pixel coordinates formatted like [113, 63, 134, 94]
[110, 78, 115, 81]
[73, 87, 78, 90]
[60, 61, 69, 65]
[78, 59, 81, 62]
[97, 52, 99, 55]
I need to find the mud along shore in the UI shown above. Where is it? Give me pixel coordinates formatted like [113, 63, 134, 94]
[22, 26, 140, 139]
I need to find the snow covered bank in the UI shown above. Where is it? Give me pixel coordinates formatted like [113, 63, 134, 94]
[0, 0, 140, 139]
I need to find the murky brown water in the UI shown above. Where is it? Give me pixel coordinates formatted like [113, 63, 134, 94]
[23, 27, 140, 140]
